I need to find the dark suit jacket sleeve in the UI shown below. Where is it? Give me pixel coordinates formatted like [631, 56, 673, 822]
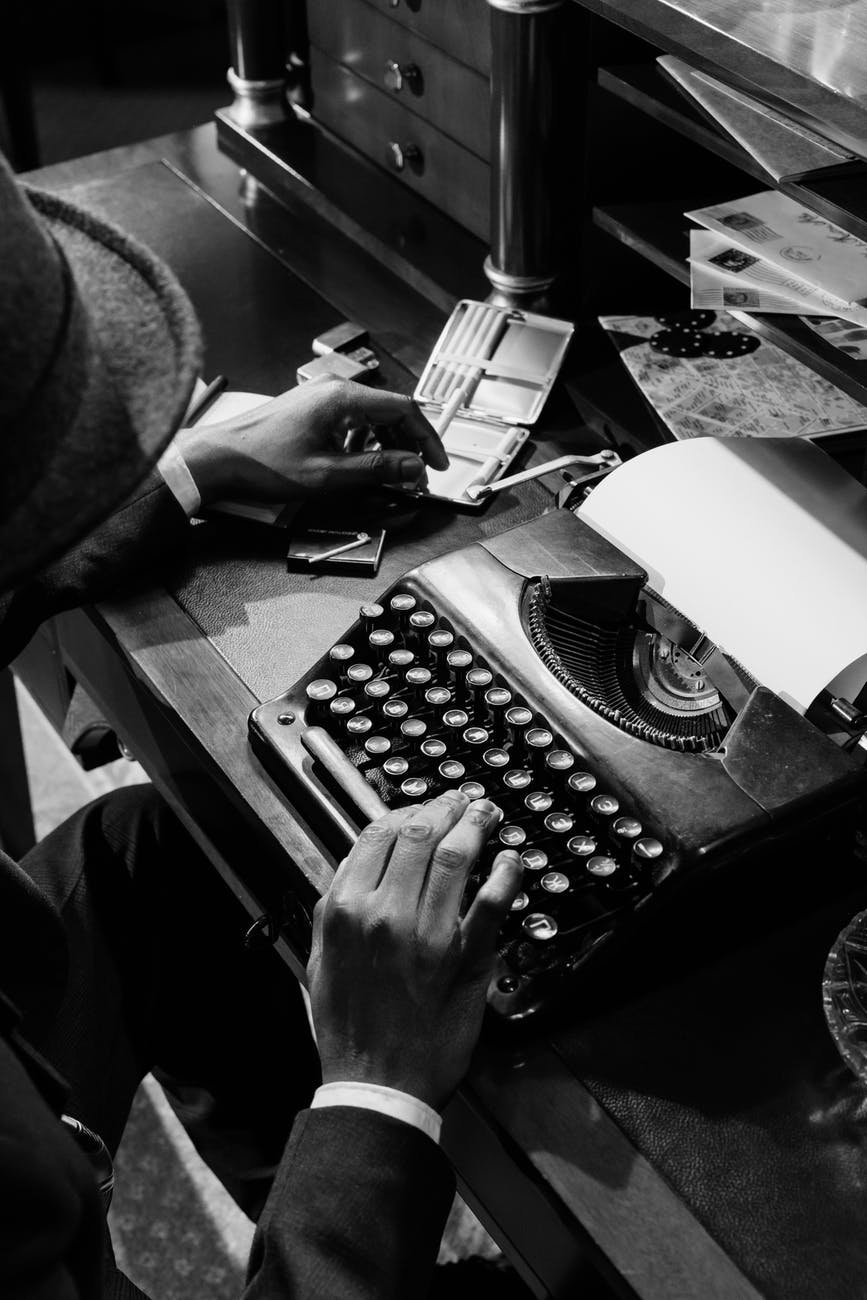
[0, 471, 189, 668]
[244, 1107, 455, 1300]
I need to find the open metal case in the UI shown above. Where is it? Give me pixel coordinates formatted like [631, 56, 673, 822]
[397, 299, 574, 511]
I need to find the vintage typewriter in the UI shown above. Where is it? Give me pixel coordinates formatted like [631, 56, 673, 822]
[250, 440, 867, 1022]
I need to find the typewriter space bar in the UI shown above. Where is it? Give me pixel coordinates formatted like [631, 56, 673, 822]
[301, 726, 389, 825]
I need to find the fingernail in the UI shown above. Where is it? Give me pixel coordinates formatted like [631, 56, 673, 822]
[472, 798, 501, 819]
[399, 456, 424, 484]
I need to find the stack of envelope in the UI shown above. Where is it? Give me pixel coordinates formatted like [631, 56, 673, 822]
[686, 191, 867, 327]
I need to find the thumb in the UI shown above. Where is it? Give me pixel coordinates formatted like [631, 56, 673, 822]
[320, 449, 427, 490]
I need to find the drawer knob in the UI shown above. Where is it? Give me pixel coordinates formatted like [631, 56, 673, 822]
[386, 140, 423, 173]
[384, 59, 422, 95]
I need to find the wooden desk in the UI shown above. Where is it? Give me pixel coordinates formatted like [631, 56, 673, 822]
[17, 127, 867, 1300]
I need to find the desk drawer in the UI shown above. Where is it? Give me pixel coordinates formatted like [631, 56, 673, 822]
[310, 52, 489, 239]
[309, 0, 490, 160]
[359, 0, 490, 74]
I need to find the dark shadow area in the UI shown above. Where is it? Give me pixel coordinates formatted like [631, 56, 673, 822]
[1, 0, 229, 170]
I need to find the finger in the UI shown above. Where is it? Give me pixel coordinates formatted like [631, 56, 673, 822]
[329, 806, 416, 899]
[348, 388, 449, 470]
[377, 790, 470, 909]
[317, 449, 428, 491]
[460, 850, 524, 976]
[419, 798, 505, 937]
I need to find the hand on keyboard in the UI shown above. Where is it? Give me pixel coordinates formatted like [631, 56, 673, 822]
[307, 790, 522, 1110]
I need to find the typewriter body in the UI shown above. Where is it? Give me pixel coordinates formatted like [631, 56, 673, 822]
[250, 490, 864, 1023]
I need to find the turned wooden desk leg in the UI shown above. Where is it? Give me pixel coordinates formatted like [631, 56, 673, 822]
[225, 0, 289, 129]
[486, 0, 564, 306]
[0, 669, 36, 857]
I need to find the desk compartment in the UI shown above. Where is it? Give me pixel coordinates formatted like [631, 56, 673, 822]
[310, 52, 490, 239]
[357, 0, 490, 75]
[309, 0, 490, 160]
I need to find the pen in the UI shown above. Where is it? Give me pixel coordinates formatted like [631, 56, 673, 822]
[184, 374, 228, 428]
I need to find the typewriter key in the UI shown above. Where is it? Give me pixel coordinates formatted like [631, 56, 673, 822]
[541, 871, 570, 894]
[482, 748, 509, 769]
[632, 837, 663, 866]
[347, 663, 374, 685]
[425, 686, 452, 708]
[306, 678, 337, 702]
[439, 759, 466, 783]
[466, 668, 493, 719]
[521, 848, 548, 871]
[511, 891, 530, 912]
[384, 756, 410, 778]
[421, 738, 447, 760]
[503, 768, 532, 791]
[567, 835, 597, 860]
[505, 705, 533, 752]
[328, 644, 354, 684]
[443, 708, 470, 730]
[329, 696, 356, 720]
[543, 811, 574, 835]
[364, 735, 392, 757]
[382, 698, 409, 721]
[463, 726, 490, 747]
[611, 816, 643, 846]
[567, 771, 597, 800]
[359, 603, 384, 633]
[364, 679, 391, 701]
[400, 718, 427, 740]
[587, 855, 618, 879]
[546, 750, 575, 776]
[369, 629, 395, 662]
[405, 666, 432, 690]
[347, 715, 373, 736]
[499, 824, 527, 848]
[409, 610, 436, 653]
[589, 793, 620, 828]
[428, 630, 454, 650]
[522, 913, 558, 941]
[459, 781, 486, 800]
[401, 777, 429, 800]
[390, 593, 416, 622]
[388, 648, 414, 669]
[526, 728, 554, 771]
[525, 790, 553, 814]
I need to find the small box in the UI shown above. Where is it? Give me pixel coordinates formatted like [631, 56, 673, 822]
[408, 300, 574, 510]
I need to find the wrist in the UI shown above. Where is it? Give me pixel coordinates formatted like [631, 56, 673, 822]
[177, 430, 227, 507]
[320, 1063, 446, 1112]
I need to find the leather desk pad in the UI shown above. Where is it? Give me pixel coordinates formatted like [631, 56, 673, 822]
[556, 887, 867, 1299]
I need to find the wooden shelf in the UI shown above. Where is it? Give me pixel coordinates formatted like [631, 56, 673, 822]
[599, 64, 867, 243]
[575, 0, 867, 158]
[593, 200, 867, 409]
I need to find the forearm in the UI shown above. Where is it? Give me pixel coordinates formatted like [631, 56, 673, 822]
[244, 1107, 454, 1300]
[0, 473, 189, 668]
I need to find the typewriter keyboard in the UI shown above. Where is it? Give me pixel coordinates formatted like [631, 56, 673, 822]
[251, 590, 664, 1020]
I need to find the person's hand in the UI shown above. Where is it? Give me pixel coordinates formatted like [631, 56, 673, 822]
[179, 379, 448, 507]
[307, 792, 523, 1111]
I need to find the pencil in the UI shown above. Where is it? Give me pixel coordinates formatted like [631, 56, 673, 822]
[183, 374, 228, 427]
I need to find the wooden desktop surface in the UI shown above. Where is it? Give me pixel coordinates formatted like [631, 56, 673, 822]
[21, 125, 867, 1300]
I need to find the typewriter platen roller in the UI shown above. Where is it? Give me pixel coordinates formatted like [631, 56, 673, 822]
[250, 505, 863, 1023]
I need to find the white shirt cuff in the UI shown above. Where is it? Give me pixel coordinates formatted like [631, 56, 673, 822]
[310, 1082, 442, 1146]
[157, 441, 201, 518]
